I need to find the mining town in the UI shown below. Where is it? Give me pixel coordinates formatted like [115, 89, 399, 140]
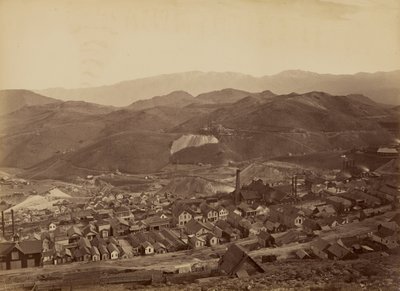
[0, 142, 399, 290]
[1, 1, 400, 290]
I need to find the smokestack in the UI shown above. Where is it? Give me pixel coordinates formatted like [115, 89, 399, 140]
[235, 169, 241, 204]
[291, 176, 295, 196]
[11, 209, 14, 238]
[1, 211, 4, 237]
[235, 169, 241, 192]
[294, 176, 298, 197]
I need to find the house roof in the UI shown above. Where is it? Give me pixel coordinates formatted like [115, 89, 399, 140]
[18, 240, 43, 254]
[310, 238, 330, 251]
[258, 231, 274, 241]
[377, 147, 398, 154]
[0, 242, 16, 256]
[153, 242, 166, 251]
[143, 216, 170, 227]
[302, 219, 321, 231]
[374, 227, 396, 239]
[141, 241, 153, 249]
[326, 243, 351, 259]
[264, 220, 281, 231]
[113, 206, 130, 213]
[379, 221, 399, 231]
[240, 190, 261, 201]
[237, 203, 255, 213]
[316, 205, 337, 214]
[338, 236, 360, 249]
[296, 249, 311, 259]
[200, 203, 216, 215]
[185, 219, 211, 235]
[90, 246, 100, 256]
[79, 237, 92, 249]
[98, 244, 109, 255]
[107, 243, 120, 253]
[189, 235, 205, 243]
[67, 225, 83, 237]
[219, 243, 264, 276]
[326, 196, 352, 207]
[82, 224, 98, 236]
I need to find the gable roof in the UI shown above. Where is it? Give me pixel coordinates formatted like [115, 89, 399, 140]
[219, 243, 264, 276]
[17, 240, 43, 254]
[107, 243, 120, 254]
[326, 243, 351, 259]
[0, 242, 16, 256]
[98, 244, 109, 255]
[67, 225, 83, 237]
[310, 238, 330, 251]
[185, 219, 211, 235]
[200, 203, 216, 215]
[240, 190, 261, 201]
[78, 237, 92, 249]
[302, 218, 321, 231]
[90, 246, 100, 256]
[258, 231, 274, 241]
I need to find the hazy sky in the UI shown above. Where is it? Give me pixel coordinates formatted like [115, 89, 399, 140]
[0, 0, 399, 89]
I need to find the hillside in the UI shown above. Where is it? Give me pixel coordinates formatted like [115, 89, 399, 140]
[170, 92, 395, 165]
[127, 91, 195, 111]
[0, 89, 60, 116]
[0, 90, 397, 179]
[100, 106, 211, 135]
[196, 88, 255, 104]
[158, 176, 234, 197]
[21, 131, 180, 179]
[35, 70, 400, 106]
[0, 101, 115, 168]
[175, 92, 391, 133]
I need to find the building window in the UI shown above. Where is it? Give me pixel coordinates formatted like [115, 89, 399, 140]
[11, 251, 19, 260]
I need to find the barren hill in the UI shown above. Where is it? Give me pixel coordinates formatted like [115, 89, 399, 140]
[0, 89, 397, 179]
[127, 91, 195, 111]
[0, 89, 60, 116]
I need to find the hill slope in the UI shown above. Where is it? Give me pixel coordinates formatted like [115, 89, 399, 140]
[0, 90, 397, 179]
[0, 89, 60, 116]
[127, 91, 195, 111]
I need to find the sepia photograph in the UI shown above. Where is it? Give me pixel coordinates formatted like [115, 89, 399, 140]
[0, 0, 399, 290]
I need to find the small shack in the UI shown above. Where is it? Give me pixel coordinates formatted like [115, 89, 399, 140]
[218, 243, 264, 277]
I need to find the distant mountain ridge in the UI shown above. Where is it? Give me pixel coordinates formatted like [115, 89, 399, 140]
[35, 70, 400, 106]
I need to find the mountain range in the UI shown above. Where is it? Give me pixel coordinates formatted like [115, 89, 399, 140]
[35, 70, 400, 106]
[0, 87, 397, 180]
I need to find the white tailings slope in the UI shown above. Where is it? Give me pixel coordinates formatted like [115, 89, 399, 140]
[48, 187, 72, 198]
[170, 134, 218, 155]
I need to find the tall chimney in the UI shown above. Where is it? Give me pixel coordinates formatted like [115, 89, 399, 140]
[294, 176, 298, 197]
[1, 211, 4, 237]
[11, 209, 15, 238]
[234, 169, 241, 204]
[291, 176, 295, 196]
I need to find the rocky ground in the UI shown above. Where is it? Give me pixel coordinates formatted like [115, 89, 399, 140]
[69, 253, 400, 291]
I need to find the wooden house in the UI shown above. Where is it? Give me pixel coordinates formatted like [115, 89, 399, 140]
[219, 244, 264, 277]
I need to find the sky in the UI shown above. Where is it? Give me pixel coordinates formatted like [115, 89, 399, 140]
[0, 0, 399, 89]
